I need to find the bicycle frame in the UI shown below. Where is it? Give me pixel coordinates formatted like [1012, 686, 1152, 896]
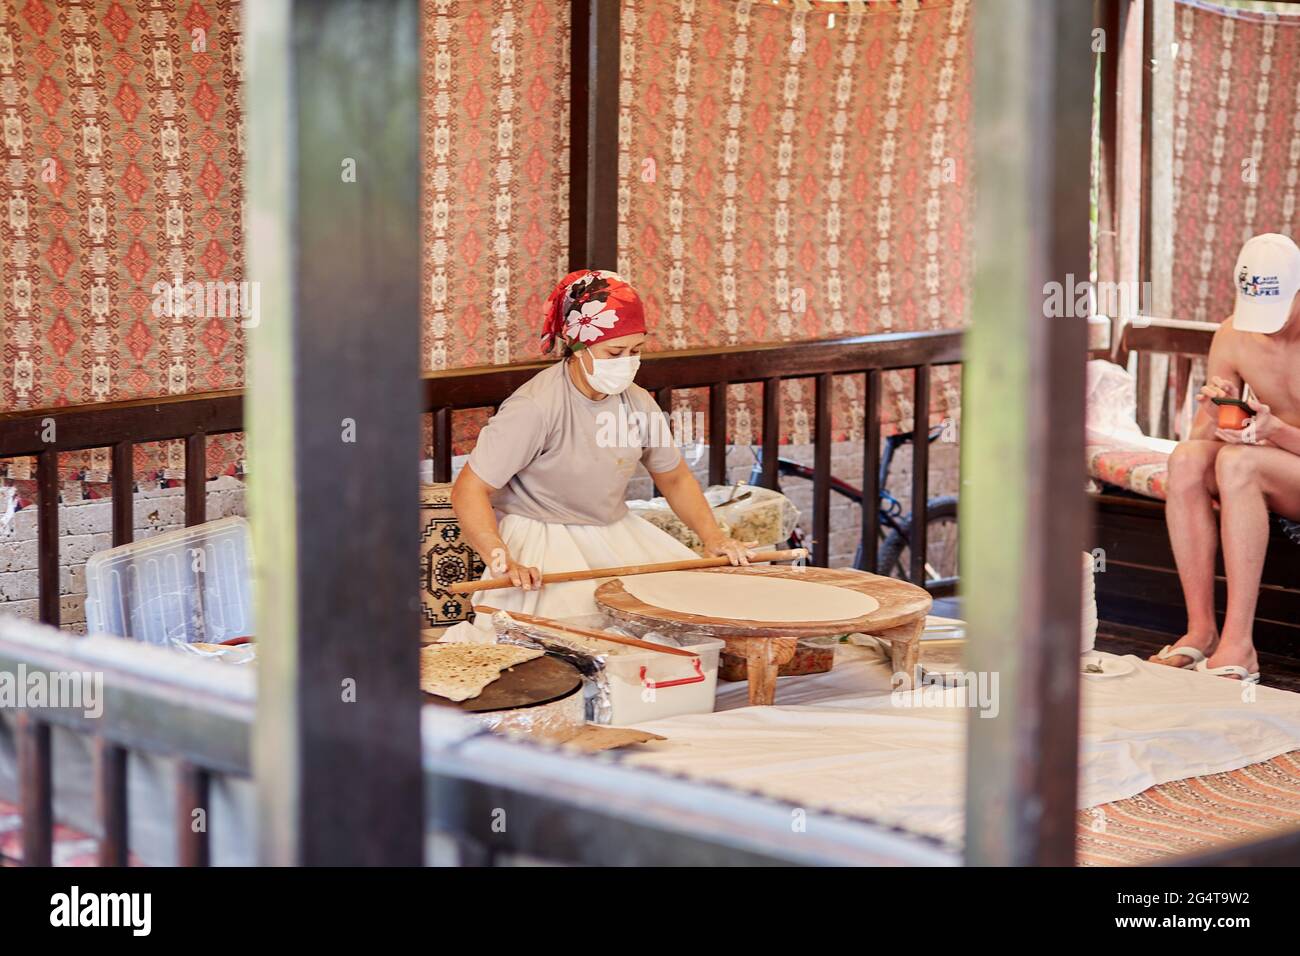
[747, 425, 944, 514]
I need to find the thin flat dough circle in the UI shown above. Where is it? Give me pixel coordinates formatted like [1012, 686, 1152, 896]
[621, 571, 880, 623]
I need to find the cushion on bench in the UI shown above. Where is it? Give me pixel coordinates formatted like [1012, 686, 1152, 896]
[1088, 443, 1300, 546]
[1087, 443, 1169, 500]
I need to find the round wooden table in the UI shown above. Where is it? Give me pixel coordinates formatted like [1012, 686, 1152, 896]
[595, 565, 932, 706]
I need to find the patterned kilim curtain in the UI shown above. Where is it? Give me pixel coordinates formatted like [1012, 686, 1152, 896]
[420, 0, 572, 371]
[1172, 0, 1300, 323]
[422, 0, 572, 456]
[1, 0, 246, 486]
[2, 0, 971, 489]
[616, 0, 972, 443]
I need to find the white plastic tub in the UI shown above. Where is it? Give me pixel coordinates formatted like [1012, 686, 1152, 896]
[602, 637, 724, 726]
[84, 516, 254, 646]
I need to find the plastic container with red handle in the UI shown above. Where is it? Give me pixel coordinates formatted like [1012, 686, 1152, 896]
[603, 635, 723, 724]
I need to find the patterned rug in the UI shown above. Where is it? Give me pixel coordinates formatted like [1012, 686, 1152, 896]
[1076, 752, 1300, 866]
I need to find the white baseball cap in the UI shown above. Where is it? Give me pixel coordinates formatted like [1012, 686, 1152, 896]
[1232, 233, 1300, 334]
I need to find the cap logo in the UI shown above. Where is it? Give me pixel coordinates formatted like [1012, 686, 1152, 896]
[1238, 266, 1281, 298]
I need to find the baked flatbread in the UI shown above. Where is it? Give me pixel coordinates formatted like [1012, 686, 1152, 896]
[419, 642, 544, 702]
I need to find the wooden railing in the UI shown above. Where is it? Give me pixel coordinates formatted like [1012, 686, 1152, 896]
[0, 612, 961, 868]
[0, 617, 252, 866]
[0, 390, 243, 626]
[1114, 318, 1217, 440]
[1, 329, 964, 629]
[0, 329, 962, 867]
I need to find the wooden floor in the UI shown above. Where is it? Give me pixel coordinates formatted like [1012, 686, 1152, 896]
[1095, 622, 1300, 693]
[931, 595, 1300, 692]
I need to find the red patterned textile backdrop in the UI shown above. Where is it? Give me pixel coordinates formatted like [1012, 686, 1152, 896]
[1, 0, 245, 485]
[616, 0, 971, 443]
[420, 0, 572, 456]
[420, 0, 572, 371]
[3, 0, 971, 484]
[1172, 0, 1300, 323]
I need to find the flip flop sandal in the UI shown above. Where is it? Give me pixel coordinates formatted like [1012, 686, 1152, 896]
[1151, 644, 1208, 667]
[1194, 660, 1261, 684]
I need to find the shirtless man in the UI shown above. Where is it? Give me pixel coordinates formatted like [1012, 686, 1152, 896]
[1154, 234, 1300, 682]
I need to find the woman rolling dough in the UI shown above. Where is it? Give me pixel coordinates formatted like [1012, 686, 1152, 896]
[452, 269, 754, 622]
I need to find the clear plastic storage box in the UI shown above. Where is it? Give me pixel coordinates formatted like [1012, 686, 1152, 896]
[84, 516, 254, 646]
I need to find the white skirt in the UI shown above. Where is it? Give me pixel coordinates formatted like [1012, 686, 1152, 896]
[470, 512, 697, 624]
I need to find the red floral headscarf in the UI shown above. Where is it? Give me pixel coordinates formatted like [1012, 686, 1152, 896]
[540, 269, 646, 353]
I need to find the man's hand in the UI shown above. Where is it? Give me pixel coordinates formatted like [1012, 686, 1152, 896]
[1215, 399, 1287, 447]
[1245, 399, 1282, 442]
[1197, 375, 1240, 406]
[704, 535, 758, 566]
[1216, 400, 1279, 446]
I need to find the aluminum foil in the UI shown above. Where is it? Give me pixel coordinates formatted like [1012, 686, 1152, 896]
[490, 611, 618, 724]
[470, 684, 586, 740]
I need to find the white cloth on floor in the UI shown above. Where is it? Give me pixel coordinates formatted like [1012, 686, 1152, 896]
[470, 511, 697, 626]
[621, 645, 1300, 846]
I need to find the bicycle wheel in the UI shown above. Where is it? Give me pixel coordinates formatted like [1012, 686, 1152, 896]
[877, 496, 959, 583]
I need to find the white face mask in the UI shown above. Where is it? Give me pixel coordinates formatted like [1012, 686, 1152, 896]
[580, 351, 640, 395]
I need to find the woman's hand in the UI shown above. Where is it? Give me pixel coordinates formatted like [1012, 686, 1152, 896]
[1197, 375, 1240, 406]
[1216, 399, 1280, 446]
[703, 535, 758, 566]
[506, 558, 543, 591]
[488, 546, 542, 591]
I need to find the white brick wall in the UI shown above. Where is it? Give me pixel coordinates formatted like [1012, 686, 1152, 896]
[0, 476, 246, 633]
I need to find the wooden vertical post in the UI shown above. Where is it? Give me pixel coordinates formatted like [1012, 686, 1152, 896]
[570, 0, 621, 271]
[760, 378, 780, 490]
[184, 431, 206, 526]
[1146, 0, 1176, 434]
[95, 738, 129, 867]
[812, 373, 832, 568]
[860, 370, 882, 573]
[1095, 0, 1122, 355]
[963, 0, 1092, 866]
[908, 365, 931, 585]
[245, 0, 423, 865]
[1116, 0, 1154, 429]
[17, 714, 52, 867]
[36, 448, 59, 626]
[176, 763, 211, 867]
[708, 383, 729, 487]
[433, 407, 453, 484]
[111, 441, 134, 546]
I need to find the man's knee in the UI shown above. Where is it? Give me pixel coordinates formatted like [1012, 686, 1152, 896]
[1215, 444, 1258, 493]
[1167, 441, 1215, 496]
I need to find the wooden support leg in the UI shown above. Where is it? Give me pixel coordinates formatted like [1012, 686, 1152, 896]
[17, 714, 52, 867]
[884, 618, 925, 690]
[740, 637, 798, 706]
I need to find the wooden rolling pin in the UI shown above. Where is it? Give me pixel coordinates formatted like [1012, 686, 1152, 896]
[476, 605, 698, 658]
[450, 547, 808, 595]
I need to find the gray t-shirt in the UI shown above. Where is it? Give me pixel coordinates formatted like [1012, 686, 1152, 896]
[467, 361, 682, 526]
